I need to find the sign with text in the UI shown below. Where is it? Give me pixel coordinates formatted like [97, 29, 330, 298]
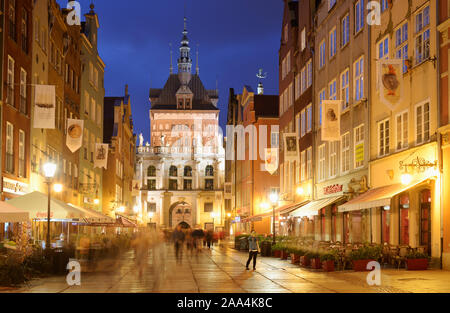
[321, 100, 342, 141]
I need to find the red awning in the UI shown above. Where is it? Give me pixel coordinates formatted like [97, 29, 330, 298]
[116, 215, 138, 228]
[241, 201, 309, 223]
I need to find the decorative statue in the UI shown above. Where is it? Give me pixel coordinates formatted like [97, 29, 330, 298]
[139, 133, 144, 147]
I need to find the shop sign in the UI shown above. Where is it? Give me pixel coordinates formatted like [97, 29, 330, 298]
[323, 184, 343, 195]
[355, 143, 364, 164]
[2, 177, 29, 195]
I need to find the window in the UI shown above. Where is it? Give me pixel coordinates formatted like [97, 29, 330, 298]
[329, 141, 338, 177]
[301, 109, 306, 137]
[396, 111, 408, 150]
[318, 144, 326, 181]
[286, 51, 291, 75]
[342, 14, 350, 47]
[355, 0, 364, 34]
[271, 131, 279, 148]
[306, 147, 312, 179]
[205, 165, 214, 177]
[91, 97, 96, 121]
[381, 0, 388, 12]
[9, 0, 16, 40]
[19, 130, 25, 177]
[341, 69, 349, 109]
[288, 83, 293, 107]
[329, 27, 337, 58]
[6, 122, 14, 173]
[19, 68, 27, 114]
[205, 179, 214, 190]
[295, 74, 300, 99]
[204, 202, 213, 213]
[319, 89, 326, 126]
[169, 179, 177, 190]
[395, 23, 409, 73]
[328, 0, 337, 10]
[354, 56, 364, 101]
[307, 59, 312, 88]
[300, 150, 306, 182]
[279, 93, 284, 115]
[341, 133, 350, 173]
[147, 165, 156, 177]
[301, 28, 306, 51]
[284, 24, 288, 43]
[183, 179, 192, 190]
[378, 118, 390, 157]
[378, 36, 389, 59]
[7, 56, 14, 106]
[354, 124, 364, 168]
[94, 68, 99, 89]
[115, 184, 123, 204]
[415, 5, 430, 64]
[399, 194, 410, 245]
[169, 166, 177, 177]
[416, 101, 430, 144]
[319, 40, 326, 68]
[21, 9, 28, 53]
[184, 166, 192, 177]
[301, 66, 306, 94]
[329, 79, 337, 100]
[306, 104, 312, 133]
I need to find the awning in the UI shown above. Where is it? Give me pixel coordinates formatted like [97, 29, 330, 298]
[6, 191, 86, 222]
[116, 215, 138, 228]
[290, 196, 344, 217]
[338, 178, 429, 212]
[241, 201, 309, 223]
[0, 201, 29, 223]
[67, 204, 115, 224]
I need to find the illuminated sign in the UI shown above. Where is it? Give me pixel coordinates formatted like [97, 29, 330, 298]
[2, 177, 28, 195]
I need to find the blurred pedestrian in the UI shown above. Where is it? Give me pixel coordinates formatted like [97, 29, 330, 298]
[185, 229, 194, 258]
[205, 230, 213, 249]
[132, 230, 150, 280]
[172, 225, 185, 264]
[192, 227, 204, 257]
[246, 231, 260, 271]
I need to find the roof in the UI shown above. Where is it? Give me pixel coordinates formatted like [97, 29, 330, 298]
[254, 95, 279, 118]
[149, 74, 218, 110]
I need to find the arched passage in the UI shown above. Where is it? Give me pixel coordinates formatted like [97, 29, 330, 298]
[169, 201, 192, 228]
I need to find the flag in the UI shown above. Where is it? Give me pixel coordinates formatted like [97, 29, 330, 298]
[264, 148, 279, 174]
[94, 143, 108, 169]
[66, 119, 84, 152]
[283, 133, 298, 162]
[321, 100, 342, 141]
[33, 85, 55, 129]
[378, 59, 403, 111]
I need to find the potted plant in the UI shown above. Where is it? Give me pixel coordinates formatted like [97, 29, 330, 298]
[288, 246, 302, 264]
[271, 243, 283, 258]
[406, 251, 428, 270]
[300, 248, 310, 267]
[320, 252, 337, 272]
[308, 251, 322, 269]
[280, 244, 289, 260]
[350, 245, 382, 271]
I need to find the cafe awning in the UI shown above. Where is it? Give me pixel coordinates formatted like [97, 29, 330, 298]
[0, 201, 29, 223]
[116, 215, 138, 228]
[241, 201, 309, 223]
[67, 204, 115, 225]
[290, 196, 344, 217]
[6, 191, 85, 222]
[338, 178, 429, 212]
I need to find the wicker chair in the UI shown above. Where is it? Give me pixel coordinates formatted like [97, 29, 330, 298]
[380, 243, 391, 267]
[395, 245, 410, 269]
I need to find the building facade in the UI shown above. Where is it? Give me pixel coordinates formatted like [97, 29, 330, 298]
[135, 18, 225, 230]
[79, 4, 105, 212]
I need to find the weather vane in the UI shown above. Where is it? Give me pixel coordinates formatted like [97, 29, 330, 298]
[256, 68, 267, 80]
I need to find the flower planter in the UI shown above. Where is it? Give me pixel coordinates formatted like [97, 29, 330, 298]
[352, 259, 375, 271]
[310, 258, 322, 269]
[300, 256, 310, 267]
[290, 253, 300, 264]
[280, 250, 289, 260]
[406, 258, 428, 270]
[273, 250, 281, 258]
[322, 260, 335, 272]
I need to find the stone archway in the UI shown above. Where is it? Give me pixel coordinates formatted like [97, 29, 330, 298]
[169, 201, 192, 228]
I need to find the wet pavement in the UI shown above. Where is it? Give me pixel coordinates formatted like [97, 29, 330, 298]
[2, 242, 450, 293]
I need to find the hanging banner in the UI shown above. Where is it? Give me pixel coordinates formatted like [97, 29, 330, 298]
[94, 143, 109, 169]
[66, 119, 84, 152]
[378, 59, 403, 111]
[33, 85, 56, 129]
[132, 180, 141, 196]
[224, 182, 232, 200]
[283, 133, 298, 162]
[265, 148, 279, 174]
[321, 100, 341, 142]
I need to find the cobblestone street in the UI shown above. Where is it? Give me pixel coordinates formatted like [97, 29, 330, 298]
[2, 242, 450, 293]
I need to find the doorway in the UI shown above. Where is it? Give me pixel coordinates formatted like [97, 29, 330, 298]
[419, 189, 431, 255]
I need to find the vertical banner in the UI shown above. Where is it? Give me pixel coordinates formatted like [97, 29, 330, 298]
[378, 59, 403, 111]
[264, 148, 279, 174]
[132, 180, 141, 196]
[283, 133, 298, 162]
[34, 85, 56, 129]
[66, 119, 84, 152]
[321, 100, 342, 141]
[94, 143, 109, 169]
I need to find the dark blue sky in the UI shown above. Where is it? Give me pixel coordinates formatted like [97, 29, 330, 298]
[61, 0, 283, 141]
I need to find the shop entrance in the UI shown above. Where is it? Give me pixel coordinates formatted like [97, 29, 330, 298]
[420, 189, 431, 255]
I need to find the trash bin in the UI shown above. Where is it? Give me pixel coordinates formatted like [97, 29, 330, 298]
[261, 241, 272, 257]
[52, 249, 69, 275]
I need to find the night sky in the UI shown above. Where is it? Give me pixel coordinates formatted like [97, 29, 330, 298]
[59, 0, 283, 142]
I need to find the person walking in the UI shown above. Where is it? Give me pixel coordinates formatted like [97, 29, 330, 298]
[192, 227, 204, 258]
[205, 230, 213, 250]
[246, 231, 260, 271]
[172, 225, 185, 264]
[131, 230, 150, 280]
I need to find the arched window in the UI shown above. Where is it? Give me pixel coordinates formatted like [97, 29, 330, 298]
[147, 165, 156, 177]
[169, 166, 177, 177]
[184, 166, 192, 177]
[205, 165, 214, 177]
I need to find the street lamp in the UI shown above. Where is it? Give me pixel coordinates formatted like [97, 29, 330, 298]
[269, 192, 278, 245]
[43, 162, 57, 252]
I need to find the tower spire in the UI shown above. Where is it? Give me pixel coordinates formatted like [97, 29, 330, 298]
[178, 15, 192, 84]
[196, 44, 199, 75]
[169, 43, 173, 74]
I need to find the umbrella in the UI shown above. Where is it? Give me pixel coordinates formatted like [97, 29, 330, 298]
[0, 201, 29, 223]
